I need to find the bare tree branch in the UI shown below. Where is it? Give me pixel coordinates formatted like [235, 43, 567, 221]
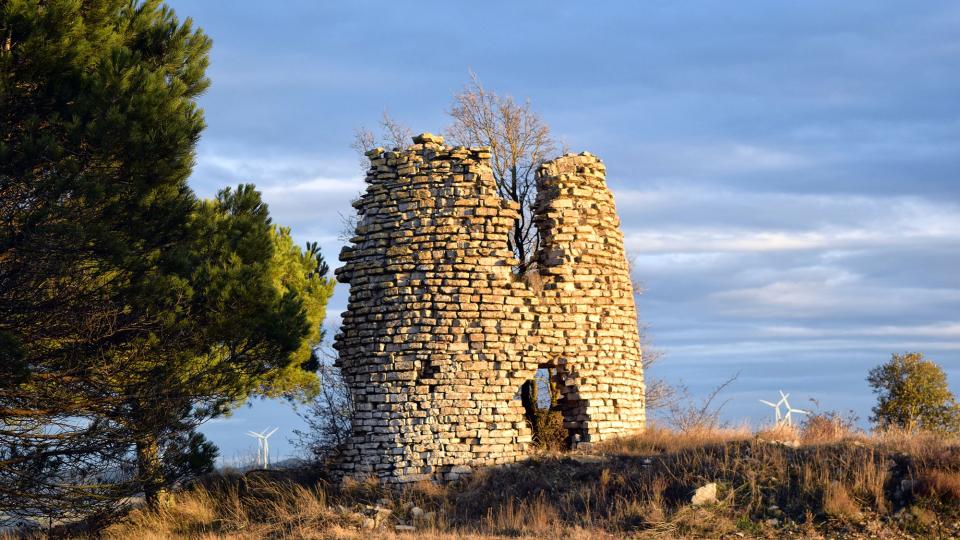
[446, 71, 555, 274]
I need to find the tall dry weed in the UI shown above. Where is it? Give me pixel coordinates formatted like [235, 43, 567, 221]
[92, 426, 960, 539]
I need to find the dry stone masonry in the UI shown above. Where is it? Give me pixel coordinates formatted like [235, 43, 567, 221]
[333, 133, 644, 483]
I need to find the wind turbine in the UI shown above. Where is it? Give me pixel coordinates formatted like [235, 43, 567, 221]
[759, 397, 782, 425]
[779, 391, 808, 427]
[246, 427, 279, 469]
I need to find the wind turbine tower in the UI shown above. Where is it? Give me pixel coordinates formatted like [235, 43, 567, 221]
[759, 397, 782, 425]
[779, 391, 809, 427]
[246, 427, 279, 469]
[759, 390, 810, 428]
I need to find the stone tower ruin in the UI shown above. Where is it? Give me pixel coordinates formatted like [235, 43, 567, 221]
[333, 133, 644, 483]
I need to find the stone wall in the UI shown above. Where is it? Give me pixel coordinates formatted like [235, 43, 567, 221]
[332, 133, 644, 483]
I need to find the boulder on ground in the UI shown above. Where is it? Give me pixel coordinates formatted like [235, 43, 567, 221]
[691, 482, 718, 505]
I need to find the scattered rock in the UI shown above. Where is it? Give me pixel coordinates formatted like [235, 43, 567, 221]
[412, 132, 444, 145]
[395, 525, 416, 532]
[410, 506, 424, 518]
[691, 482, 718, 505]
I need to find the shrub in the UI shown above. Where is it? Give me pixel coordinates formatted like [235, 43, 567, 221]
[823, 482, 861, 520]
[531, 410, 567, 451]
[867, 352, 960, 435]
[801, 410, 859, 444]
[293, 357, 354, 460]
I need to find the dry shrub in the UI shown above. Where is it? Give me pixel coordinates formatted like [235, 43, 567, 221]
[801, 412, 856, 444]
[481, 494, 560, 536]
[340, 474, 386, 502]
[103, 473, 342, 539]
[666, 505, 737, 537]
[756, 423, 800, 442]
[102, 487, 220, 539]
[531, 409, 567, 451]
[597, 424, 750, 455]
[823, 481, 861, 520]
[914, 469, 960, 503]
[874, 426, 949, 453]
[617, 499, 666, 529]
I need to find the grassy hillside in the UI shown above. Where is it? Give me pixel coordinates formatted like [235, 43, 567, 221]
[83, 426, 960, 539]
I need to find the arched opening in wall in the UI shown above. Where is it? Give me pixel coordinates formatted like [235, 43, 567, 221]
[518, 364, 583, 451]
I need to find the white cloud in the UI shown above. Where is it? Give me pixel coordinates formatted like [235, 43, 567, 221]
[725, 143, 806, 170]
[621, 141, 809, 175]
[758, 322, 960, 339]
[712, 280, 960, 318]
[617, 186, 960, 254]
[197, 151, 361, 188]
[663, 338, 960, 360]
[264, 177, 364, 193]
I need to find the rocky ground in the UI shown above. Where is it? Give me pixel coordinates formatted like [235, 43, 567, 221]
[12, 427, 959, 539]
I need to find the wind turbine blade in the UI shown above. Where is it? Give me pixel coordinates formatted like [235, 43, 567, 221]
[265, 427, 279, 438]
[759, 400, 777, 407]
[246, 431, 260, 437]
[790, 408, 809, 414]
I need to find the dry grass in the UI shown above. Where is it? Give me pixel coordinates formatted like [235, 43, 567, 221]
[800, 412, 858, 444]
[68, 428, 960, 539]
[822, 481, 861, 520]
[596, 424, 753, 455]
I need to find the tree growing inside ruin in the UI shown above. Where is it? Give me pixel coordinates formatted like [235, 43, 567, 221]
[348, 75, 556, 274]
[351, 111, 413, 164]
[446, 72, 555, 274]
[867, 352, 960, 435]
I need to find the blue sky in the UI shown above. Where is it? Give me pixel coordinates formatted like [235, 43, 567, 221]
[165, 1, 960, 463]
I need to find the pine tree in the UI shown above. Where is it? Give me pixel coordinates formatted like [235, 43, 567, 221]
[113, 185, 334, 505]
[1, 0, 211, 521]
[0, 0, 335, 521]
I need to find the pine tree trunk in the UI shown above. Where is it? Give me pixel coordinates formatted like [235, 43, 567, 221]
[136, 434, 166, 509]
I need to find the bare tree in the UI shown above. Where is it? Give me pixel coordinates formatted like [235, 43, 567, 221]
[350, 111, 412, 162]
[626, 256, 676, 413]
[446, 72, 555, 274]
[665, 373, 740, 433]
[640, 326, 677, 412]
[293, 345, 353, 461]
[344, 112, 413, 241]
